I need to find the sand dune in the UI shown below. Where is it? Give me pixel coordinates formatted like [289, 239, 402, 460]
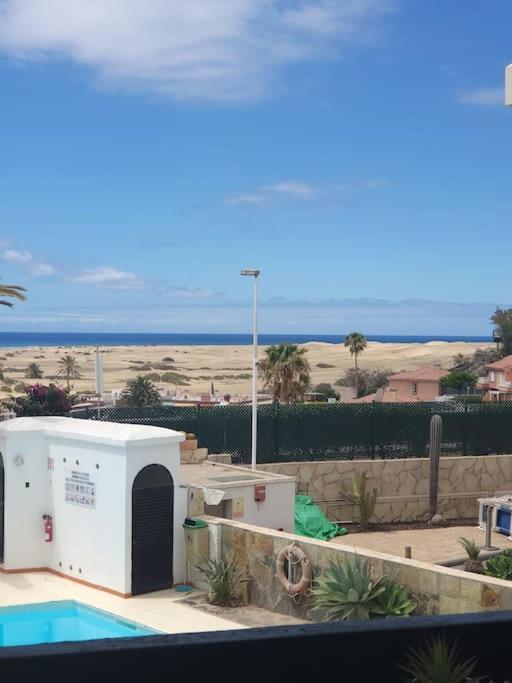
[0, 341, 492, 400]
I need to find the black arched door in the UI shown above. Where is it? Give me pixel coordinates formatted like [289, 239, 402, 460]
[132, 464, 173, 595]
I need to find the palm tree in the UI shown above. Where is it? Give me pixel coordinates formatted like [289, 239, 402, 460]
[0, 280, 27, 308]
[25, 362, 43, 379]
[260, 343, 310, 403]
[344, 332, 367, 398]
[56, 354, 81, 391]
[121, 376, 162, 408]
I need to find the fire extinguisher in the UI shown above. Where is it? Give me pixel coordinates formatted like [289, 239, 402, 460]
[42, 514, 53, 543]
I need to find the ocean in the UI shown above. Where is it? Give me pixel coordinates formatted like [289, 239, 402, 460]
[0, 332, 493, 348]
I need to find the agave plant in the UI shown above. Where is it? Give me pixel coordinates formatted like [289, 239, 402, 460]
[370, 579, 416, 618]
[459, 537, 483, 574]
[311, 555, 386, 621]
[401, 636, 478, 683]
[195, 557, 248, 607]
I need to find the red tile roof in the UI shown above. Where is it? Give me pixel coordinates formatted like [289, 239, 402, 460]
[486, 354, 512, 370]
[388, 367, 449, 382]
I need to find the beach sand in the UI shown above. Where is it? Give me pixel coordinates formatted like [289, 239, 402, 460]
[0, 341, 492, 400]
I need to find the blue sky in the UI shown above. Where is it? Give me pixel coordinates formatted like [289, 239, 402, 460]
[0, 0, 510, 335]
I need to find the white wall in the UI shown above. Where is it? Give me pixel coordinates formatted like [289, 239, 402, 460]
[222, 480, 295, 532]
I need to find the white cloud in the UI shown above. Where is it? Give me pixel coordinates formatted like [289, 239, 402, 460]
[0, 0, 396, 101]
[458, 87, 503, 106]
[70, 266, 147, 290]
[226, 177, 387, 205]
[266, 181, 315, 199]
[227, 180, 316, 204]
[2, 248, 55, 276]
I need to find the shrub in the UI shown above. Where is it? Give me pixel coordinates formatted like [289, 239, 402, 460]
[484, 549, 512, 580]
[14, 382, 28, 393]
[162, 357, 175, 362]
[313, 383, 339, 400]
[311, 556, 415, 622]
[144, 372, 161, 382]
[152, 363, 175, 371]
[335, 368, 388, 398]
[458, 537, 483, 574]
[10, 383, 71, 416]
[2, 377, 15, 386]
[1, 385, 12, 392]
[195, 557, 248, 607]
[341, 472, 377, 528]
[370, 579, 416, 618]
[316, 363, 335, 368]
[401, 636, 477, 683]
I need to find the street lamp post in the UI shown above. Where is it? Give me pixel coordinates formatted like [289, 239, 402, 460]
[241, 269, 260, 470]
[506, 64, 512, 106]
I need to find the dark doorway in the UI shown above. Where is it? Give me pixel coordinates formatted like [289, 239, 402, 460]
[0, 453, 4, 563]
[131, 464, 173, 595]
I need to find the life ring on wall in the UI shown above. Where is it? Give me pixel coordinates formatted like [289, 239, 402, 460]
[276, 543, 312, 597]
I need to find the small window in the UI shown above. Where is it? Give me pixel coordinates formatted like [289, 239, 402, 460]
[491, 371, 495, 381]
[411, 382, 418, 395]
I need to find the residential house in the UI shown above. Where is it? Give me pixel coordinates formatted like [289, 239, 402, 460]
[350, 366, 449, 403]
[479, 354, 512, 402]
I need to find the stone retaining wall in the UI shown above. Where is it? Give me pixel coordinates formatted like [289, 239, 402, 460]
[200, 518, 512, 620]
[258, 455, 512, 523]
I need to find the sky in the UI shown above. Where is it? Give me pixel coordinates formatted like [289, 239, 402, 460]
[0, 0, 511, 335]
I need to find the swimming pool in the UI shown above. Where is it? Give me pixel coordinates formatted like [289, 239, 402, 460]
[0, 600, 159, 646]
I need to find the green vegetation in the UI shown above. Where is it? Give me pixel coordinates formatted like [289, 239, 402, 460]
[25, 362, 43, 379]
[401, 637, 477, 683]
[491, 306, 512, 357]
[195, 557, 248, 607]
[312, 383, 339, 400]
[162, 357, 175, 362]
[11, 384, 71, 416]
[56, 354, 81, 391]
[311, 556, 415, 621]
[160, 371, 190, 385]
[260, 343, 310, 403]
[316, 362, 335, 368]
[370, 579, 416, 618]
[335, 367, 388, 398]
[458, 537, 483, 574]
[484, 549, 512, 580]
[121, 375, 162, 407]
[452, 347, 499, 375]
[344, 332, 367, 398]
[0, 280, 27, 308]
[341, 472, 377, 528]
[144, 372, 161, 382]
[440, 370, 477, 394]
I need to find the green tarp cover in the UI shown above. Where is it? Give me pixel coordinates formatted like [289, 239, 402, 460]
[295, 495, 348, 541]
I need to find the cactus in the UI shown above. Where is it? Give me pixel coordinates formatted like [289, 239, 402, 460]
[429, 414, 443, 524]
[341, 471, 377, 528]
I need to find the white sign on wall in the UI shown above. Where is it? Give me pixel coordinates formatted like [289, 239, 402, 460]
[65, 469, 96, 508]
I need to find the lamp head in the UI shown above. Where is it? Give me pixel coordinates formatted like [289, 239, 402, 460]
[240, 269, 260, 277]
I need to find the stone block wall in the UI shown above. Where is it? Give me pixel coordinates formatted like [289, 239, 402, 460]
[258, 455, 512, 523]
[201, 518, 512, 620]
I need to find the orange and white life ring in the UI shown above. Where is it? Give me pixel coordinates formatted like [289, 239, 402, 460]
[276, 543, 312, 597]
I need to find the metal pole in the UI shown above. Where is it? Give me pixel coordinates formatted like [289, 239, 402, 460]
[251, 274, 259, 470]
[484, 504, 498, 551]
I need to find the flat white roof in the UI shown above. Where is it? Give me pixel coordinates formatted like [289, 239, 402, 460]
[0, 416, 184, 447]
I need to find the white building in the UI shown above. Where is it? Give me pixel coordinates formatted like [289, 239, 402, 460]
[0, 417, 186, 597]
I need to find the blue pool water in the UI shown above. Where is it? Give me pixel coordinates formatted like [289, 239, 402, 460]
[0, 600, 159, 647]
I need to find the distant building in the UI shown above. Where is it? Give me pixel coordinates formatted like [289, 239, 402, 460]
[478, 354, 512, 402]
[349, 366, 449, 403]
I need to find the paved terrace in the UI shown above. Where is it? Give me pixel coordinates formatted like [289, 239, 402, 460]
[331, 526, 511, 564]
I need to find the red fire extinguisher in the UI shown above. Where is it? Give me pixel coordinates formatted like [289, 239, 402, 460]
[43, 514, 53, 543]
